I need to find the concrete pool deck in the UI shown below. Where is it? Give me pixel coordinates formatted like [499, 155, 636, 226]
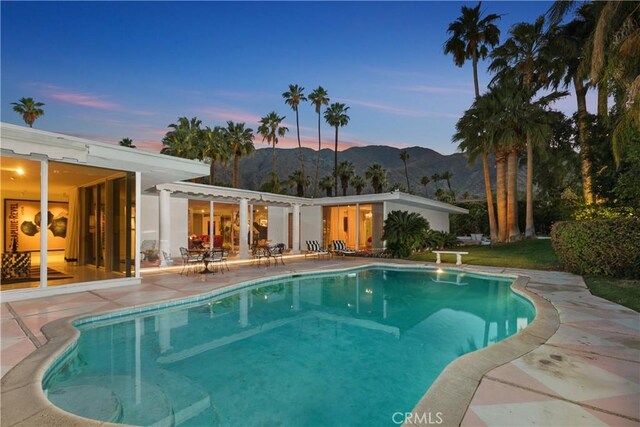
[1, 257, 639, 426]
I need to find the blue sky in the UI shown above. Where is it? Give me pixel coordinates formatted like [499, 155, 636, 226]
[1, 1, 594, 154]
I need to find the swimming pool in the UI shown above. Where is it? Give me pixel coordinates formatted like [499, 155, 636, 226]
[43, 266, 535, 426]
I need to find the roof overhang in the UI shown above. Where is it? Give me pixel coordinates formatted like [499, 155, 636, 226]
[0, 123, 209, 190]
[312, 191, 468, 214]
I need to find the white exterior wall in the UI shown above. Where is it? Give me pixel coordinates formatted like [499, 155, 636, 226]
[385, 201, 450, 232]
[300, 206, 322, 246]
[267, 206, 288, 246]
[140, 193, 188, 257]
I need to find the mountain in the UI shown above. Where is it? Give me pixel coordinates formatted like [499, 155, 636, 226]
[210, 146, 525, 197]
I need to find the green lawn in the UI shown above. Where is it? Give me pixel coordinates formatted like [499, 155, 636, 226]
[584, 277, 640, 313]
[409, 238, 639, 312]
[409, 239, 562, 270]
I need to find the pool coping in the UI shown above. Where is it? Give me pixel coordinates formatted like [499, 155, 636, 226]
[0, 263, 557, 427]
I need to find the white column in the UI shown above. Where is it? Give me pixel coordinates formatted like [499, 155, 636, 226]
[249, 204, 254, 247]
[355, 203, 360, 252]
[135, 172, 141, 278]
[40, 159, 49, 288]
[209, 200, 214, 247]
[159, 189, 171, 266]
[292, 204, 300, 254]
[239, 198, 249, 259]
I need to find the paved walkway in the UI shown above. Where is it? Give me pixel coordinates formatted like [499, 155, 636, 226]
[1, 258, 639, 426]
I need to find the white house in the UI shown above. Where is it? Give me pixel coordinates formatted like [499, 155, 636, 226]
[1, 124, 467, 300]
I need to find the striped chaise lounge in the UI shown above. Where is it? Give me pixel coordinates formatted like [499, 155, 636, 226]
[331, 240, 355, 256]
[305, 240, 329, 258]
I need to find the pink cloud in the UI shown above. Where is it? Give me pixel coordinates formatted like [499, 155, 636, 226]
[335, 97, 460, 119]
[199, 107, 262, 125]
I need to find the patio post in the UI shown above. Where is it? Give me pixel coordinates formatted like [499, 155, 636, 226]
[239, 198, 249, 259]
[292, 203, 300, 254]
[159, 189, 171, 266]
[209, 200, 214, 247]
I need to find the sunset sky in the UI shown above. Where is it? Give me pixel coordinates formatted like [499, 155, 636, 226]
[1, 1, 596, 154]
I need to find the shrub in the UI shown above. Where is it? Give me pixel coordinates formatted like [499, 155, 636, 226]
[382, 210, 430, 258]
[551, 218, 640, 278]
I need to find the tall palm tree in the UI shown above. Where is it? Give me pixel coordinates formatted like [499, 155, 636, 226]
[257, 112, 288, 192]
[118, 137, 136, 148]
[365, 164, 388, 194]
[441, 171, 454, 191]
[319, 175, 335, 197]
[287, 169, 309, 197]
[202, 126, 231, 185]
[283, 84, 308, 196]
[308, 87, 330, 198]
[444, 1, 501, 242]
[337, 161, 355, 196]
[490, 16, 558, 238]
[399, 149, 411, 191]
[420, 176, 431, 197]
[324, 103, 350, 197]
[430, 173, 441, 190]
[11, 97, 45, 128]
[351, 175, 366, 195]
[161, 116, 203, 159]
[224, 121, 254, 188]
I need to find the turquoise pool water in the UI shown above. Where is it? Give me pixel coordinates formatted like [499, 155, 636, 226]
[43, 267, 534, 426]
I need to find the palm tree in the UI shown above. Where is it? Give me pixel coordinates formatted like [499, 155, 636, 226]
[350, 175, 366, 195]
[283, 84, 308, 196]
[382, 210, 430, 257]
[441, 171, 454, 191]
[257, 112, 288, 192]
[430, 173, 441, 190]
[224, 121, 255, 188]
[118, 137, 136, 148]
[444, 1, 501, 242]
[11, 97, 45, 128]
[420, 176, 431, 197]
[202, 126, 231, 185]
[319, 175, 335, 197]
[287, 169, 309, 197]
[308, 87, 330, 198]
[444, 2, 502, 98]
[400, 149, 411, 191]
[337, 161, 355, 196]
[365, 164, 388, 194]
[324, 103, 350, 197]
[161, 116, 203, 159]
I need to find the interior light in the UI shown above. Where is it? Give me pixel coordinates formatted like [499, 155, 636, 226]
[15, 167, 25, 176]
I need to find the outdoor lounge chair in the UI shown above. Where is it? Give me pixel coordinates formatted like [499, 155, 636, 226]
[179, 247, 202, 275]
[331, 240, 355, 256]
[269, 243, 286, 265]
[305, 240, 330, 258]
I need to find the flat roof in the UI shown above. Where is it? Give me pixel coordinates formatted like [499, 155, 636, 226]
[0, 123, 209, 190]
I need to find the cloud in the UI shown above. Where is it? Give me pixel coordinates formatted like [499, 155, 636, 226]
[394, 85, 473, 95]
[335, 97, 460, 119]
[199, 107, 262, 125]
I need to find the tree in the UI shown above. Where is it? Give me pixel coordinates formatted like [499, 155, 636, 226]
[351, 175, 366, 195]
[430, 173, 441, 190]
[283, 84, 308, 196]
[441, 171, 454, 191]
[337, 161, 355, 196]
[11, 97, 45, 128]
[490, 15, 564, 239]
[160, 116, 203, 159]
[118, 137, 136, 148]
[223, 121, 254, 188]
[324, 103, 350, 197]
[365, 164, 388, 194]
[287, 169, 309, 197]
[400, 149, 411, 191]
[444, 2, 501, 242]
[202, 126, 231, 185]
[382, 210, 430, 258]
[420, 176, 431, 197]
[257, 112, 288, 192]
[308, 87, 330, 198]
[319, 175, 335, 197]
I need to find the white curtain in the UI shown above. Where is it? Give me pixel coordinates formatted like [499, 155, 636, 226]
[64, 188, 80, 261]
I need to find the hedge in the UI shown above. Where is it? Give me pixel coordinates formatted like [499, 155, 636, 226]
[551, 218, 640, 278]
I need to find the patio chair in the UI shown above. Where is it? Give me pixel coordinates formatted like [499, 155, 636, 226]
[331, 240, 355, 256]
[179, 247, 202, 275]
[305, 240, 330, 259]
[269, 243, 285, 266]
[203, 248, 225, 274]
[252, 244, 268, 266]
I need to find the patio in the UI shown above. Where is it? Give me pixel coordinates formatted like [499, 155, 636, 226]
[1, 257, 639, 426]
